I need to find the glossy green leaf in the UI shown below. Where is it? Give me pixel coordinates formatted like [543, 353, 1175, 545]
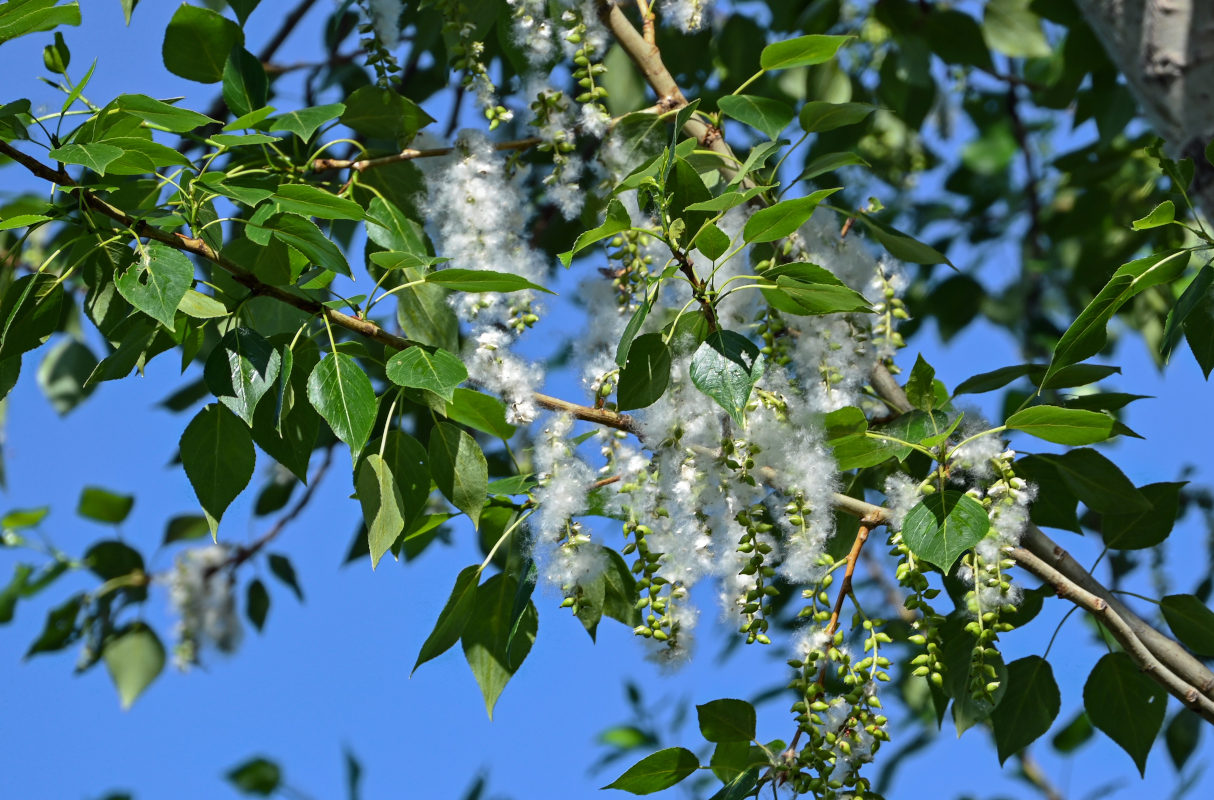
[180, 404, 255, 537]
[617, 332, 671, 411]
[689, 331, 765, 426]
[444, 388, 515, 440]
[742, 188, 840, 243]
[102, 623, 164, 710]
[1005, 405, 1115, 445]
[856, 214, 952, 266]
[561, 197, 632, 266]
[1161, 264, 1212, 363]
[425, 268, 552, 294]
[1160, 594, 1214, 656]
[111, 93, 216, 131]
[603, 747, 699, 794]
[697, 699, 757, 742]
[356, 454, 405, 570]
[904, 355, 937, 412]
[759, 263, 872, 315]
[901, 491, 990, 573]
[990, 656, 1060, 763]
[256, 213, 351, 277]
[222, 48, 266, 119]
[759, 34, 850, 70]
[394, 266, 459, 351]
[1131, 200, 1176, 230]
[226, 757, 281, 796]
[386, 346, 467, 402]
[798, 101, 875, 134]
[272, 183, 366, 221]
[0, 273, 64, 360]
[340, 85, 434, 142]
[412, 565, 479, 673]
[76, 486, 134, 524]
[46, 142, 117, 174]
[307, 353, 377, 454]
[0, 0, 80, 45]
[115, 243, 193, 329]
[695, 223, 731, 260]
[270, 103, 345, 141]
[718, 94, 794, 139]
[795, 151, 870, 183]
[1184, 291, 1214, 378]
[428, 422, 487, 528]
[461, 572, 537, 719]
[1045, 250, 1190, 385]
[161, 4, 243, 83]
[204, 327, 282, 425]
[1084, 652, 1166, 775]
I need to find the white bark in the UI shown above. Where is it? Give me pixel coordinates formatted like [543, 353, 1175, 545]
[1072, 0, 1214, 214]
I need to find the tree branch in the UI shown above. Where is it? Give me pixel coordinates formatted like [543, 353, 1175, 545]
[0, 141, 631, 434]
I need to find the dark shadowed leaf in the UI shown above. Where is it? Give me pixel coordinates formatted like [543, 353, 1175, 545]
[1084, 652, 1166, 775]
[990, 656, 1060, 763]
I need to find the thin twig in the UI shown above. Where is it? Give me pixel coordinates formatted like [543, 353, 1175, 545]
[817, 520, 879, 686]
[313, 136, 542, 172]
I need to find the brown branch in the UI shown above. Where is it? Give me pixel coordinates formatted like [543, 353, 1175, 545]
[313, 136, 542, 172]
[0, 141, 632, 435]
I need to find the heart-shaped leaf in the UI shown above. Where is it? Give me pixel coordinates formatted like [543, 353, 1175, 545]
[901, 491, 990, 572]
[386, 347, 467, 402]
[689, 331, 765, 426]
[204, 327, 282, 425]
[115, 243, 193, 328]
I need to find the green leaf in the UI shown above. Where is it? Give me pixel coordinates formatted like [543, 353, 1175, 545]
[1045, 250, 1190, 385]
[204, 327, 282, 426]
[1184, 291, 1214, 378]
[461, 572, 537, 719]
[1052, 712, 1094, 753]
[272, 183, 366, 221]
[0, 273, 63, 360]
[603, 747, 700, 794]
[1131, 200, 1176, 230]
[269, 103, 345, 141]
[743, 188, 841, 243]
[1161, 264, 1212, 363]
[1101, 482, 1184, 549]
[340, 85, 434, 142]
[180, 404, 256, 537]
[386, 347, 467, 402]
[102, 623, 164, 710]
[267, 553, 303, 601]
[759, 263, 872, 315]
[1044, 448, 1150, 514]
[695, 223, 731, 261]
[856, 214, 952, 266]
[689, 331, 765, 426]
[617, 332, 671, 411]
[984, 0, 1052, 58]
[394, 266, 459, 352]
[560, 197, 632, 266]
[798, 101, 875, 134]
[356, 454, 405, 570]
[901, 491, 990, 572]
[307, 353, 376, 455]
[444, 388, 516, 440]
[36, 337, 97, 414]
[1165, 709, 1202, 771]
[226, 757, 281, 796]
[365, 197, 428, 254]
[413, 564, 480, 674]
[759, 34, 851, 70]
[1084, 652, 1167, 775]
[178, 289, 229, 319]
[111, 93, 216, 131]
[718, 94, 794, 140]
[0, 213, 52, 231]
[904, 355, 936, 411]
[162, 515, 208, 545]
[115, 243, 193, 329]
[795, 151, 870, 183]
[0, 0, 80, 45]
[1160, 594, 1214, 656]
[425, 268, 552, 294]
[76, 486, 134, 524]
[697, 699, 757, 743]
[428, 422, 487, 528]
[25, 593, 83, 656]
[222, 48, 267, 118]
[161, 4, 243, 84]
[246, 579, 269, 631]
[47, 141, 121, 173]
[256, 213, 351, 277]
[1005, 405, 1115, 445]
[990, 656, 1060, 763]
[615, 287, 652, 367]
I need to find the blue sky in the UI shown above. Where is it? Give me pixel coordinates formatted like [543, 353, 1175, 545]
[0, 3, 1211, 799]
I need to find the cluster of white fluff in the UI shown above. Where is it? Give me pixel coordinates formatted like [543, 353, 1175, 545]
[417, 131, 547, 422]
[508, 0, 559, 65]
[663, 0, 714, 32]
[365, 0, 402, 48]
[166, 545, 241, 670]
